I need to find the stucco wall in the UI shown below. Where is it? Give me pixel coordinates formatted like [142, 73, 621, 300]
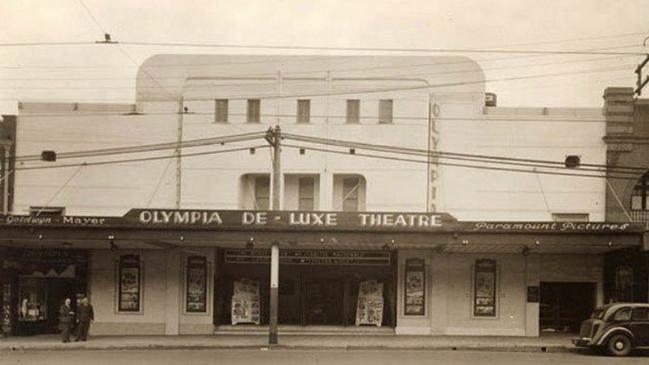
[89, 248, 215, 336]
[396, 250, 604, 336]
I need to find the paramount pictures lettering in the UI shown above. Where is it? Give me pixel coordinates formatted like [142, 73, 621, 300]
[473, 222, 631, 231]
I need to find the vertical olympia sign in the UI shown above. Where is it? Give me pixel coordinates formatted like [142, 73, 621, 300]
[427, 99, 441, 213]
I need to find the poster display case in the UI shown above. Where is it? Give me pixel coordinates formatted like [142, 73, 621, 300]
[404, 258, 426, 316]
[185, 256, 207, 313]
[118, 255, 141, 312]
[231, 278, 260, 325]
[355, 280, 383, 327]
[474, 259, 497, 317]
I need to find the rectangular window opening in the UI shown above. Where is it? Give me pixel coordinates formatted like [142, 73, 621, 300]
[254, 176, 270, 210]
[346, 99, 360, 124]
[342, 177, 359, 212]
[298, 176, 315, 210]
[378, 99, 393, 124]
[215, 99, 229, 123]
[247, 99, 261, 123]
[297, 99, 311, 124]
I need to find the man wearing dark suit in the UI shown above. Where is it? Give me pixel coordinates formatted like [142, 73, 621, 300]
[75, 297, 94, 341]
[58, 298, 74, 343]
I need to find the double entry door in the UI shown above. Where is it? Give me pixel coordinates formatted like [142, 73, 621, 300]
[278, 273, 345, 326]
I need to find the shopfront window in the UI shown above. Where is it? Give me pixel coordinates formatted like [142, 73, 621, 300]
[117, 255, 141, 312]
[474, 259, 497, 317]
[17, 277, 47, 322]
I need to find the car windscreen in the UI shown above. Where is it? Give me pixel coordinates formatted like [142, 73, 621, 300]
[590, 308, 605, 319]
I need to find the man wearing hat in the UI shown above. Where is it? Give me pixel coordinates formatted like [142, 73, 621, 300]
[75, 297, 94, 341]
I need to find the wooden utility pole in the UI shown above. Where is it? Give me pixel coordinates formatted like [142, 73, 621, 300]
[266, 125, 282, 344]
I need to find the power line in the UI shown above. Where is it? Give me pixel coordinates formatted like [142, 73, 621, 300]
[14, 111, 610, 124]
[0, 57, 634, 90]
[13, 131, 267, 162]
[15, 145, 268, 171]
[281, 133, 648, 173]
[0, 49, 638, 81]
[1, 38, 646, 56]
[112, 40, 648, 56]
[282, 144, 637, 181]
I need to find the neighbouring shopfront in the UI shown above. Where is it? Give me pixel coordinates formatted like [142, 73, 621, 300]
[0, 209, 646, 337]
[1, 248, 88, 336]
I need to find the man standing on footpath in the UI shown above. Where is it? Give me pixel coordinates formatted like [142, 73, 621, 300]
[58, 298, 74, 343]
[75, 297, 94, 341]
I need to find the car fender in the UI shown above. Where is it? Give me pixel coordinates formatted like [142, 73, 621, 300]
[595, 327, 635, 346]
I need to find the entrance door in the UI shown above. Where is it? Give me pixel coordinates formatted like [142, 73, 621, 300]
[540, 282, 596, 333]
[45, 279, 77, 334]
[304, 280, 344, 325]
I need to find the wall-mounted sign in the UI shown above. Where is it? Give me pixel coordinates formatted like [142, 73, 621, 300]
[0, 210, 456, 232]
[186, 256, 207, 313]
[527, 286, 540, 303]
[2, 283, 12, 336]
[224, 249, 391, 266]
[469, 222, 633, 233]
[118, 255, 141, 312]
[474, 259, 497, 317]
[1, 209, 644, 235]
[404, 259, 426, 316]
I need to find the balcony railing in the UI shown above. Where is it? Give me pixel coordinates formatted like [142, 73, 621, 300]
[630, 210, 649, 227]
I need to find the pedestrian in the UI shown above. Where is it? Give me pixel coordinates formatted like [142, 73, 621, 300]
[58, 298, 74, 343]
[75, 297, 94, 342]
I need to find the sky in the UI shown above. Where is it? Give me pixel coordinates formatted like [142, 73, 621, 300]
[1, 0, 649, 114]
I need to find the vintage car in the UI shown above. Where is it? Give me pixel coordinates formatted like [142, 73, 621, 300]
[572, 303, 649, 356]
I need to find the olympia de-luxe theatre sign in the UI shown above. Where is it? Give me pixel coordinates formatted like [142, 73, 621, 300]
[0, 209, 644, 233]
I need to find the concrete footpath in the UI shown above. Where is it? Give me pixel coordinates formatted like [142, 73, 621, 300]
[0, 333, 578, 353]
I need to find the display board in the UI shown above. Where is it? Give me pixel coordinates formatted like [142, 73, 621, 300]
[474, 259, 497, 317]
[231, 278, 260, 325]
[404, 259, 426, 316]
[355, 280, 383, 327]
[118, 255, 141, 312]
[224, 249, 390, 266]
[186, 256, 207, 313]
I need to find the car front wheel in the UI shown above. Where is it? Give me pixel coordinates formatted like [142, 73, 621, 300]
[607, 334, 632, 356]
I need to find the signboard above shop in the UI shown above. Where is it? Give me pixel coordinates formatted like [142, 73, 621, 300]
[0, 209, 645, 235]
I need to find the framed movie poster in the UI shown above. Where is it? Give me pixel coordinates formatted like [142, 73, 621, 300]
[186, 256, 207, 313]
[404, 258, 426, 316]
[118, 255, 141, 312]
[474, 259, 496, 317]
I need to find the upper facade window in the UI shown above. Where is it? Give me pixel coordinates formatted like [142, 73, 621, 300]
[346, 99, 360, 124]
[214, 99, 228, 123]
[297, 99, 310, 124]
[551, 213, 589, 222]
[254, 176, 270, 210]
[378, 99, 393, 124]
[247, 99, 261, 123]
[298, 176, 315, 210]
[631, 171, 649, 211]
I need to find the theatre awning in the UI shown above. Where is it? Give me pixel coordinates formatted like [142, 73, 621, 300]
[0, 209, 646, 254]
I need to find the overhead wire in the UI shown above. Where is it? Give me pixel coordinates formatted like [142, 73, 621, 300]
[280, 133, 648, 173]
[15, 145, 269, 171]
[13, 131, 267, 162]
[282, 144, 637, 181]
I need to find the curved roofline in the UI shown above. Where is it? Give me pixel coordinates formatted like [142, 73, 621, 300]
[135, 54, 486, 103]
